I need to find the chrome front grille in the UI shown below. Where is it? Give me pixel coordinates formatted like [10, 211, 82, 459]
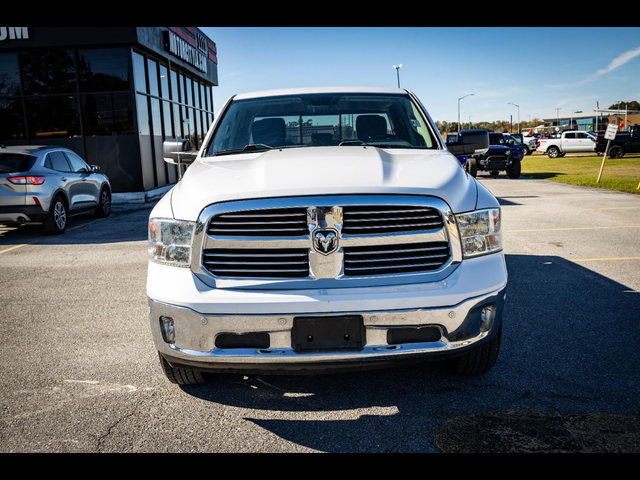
[344, 242, 451, 277]
[203, 248, 310, 278]
[342, 206, 444, 236]
[208, 208, 308, 237]
[194, 196, 460, 287]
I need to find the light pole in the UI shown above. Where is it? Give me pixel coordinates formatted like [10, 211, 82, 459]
[393, 64, 403, 89]
[556, 108, 562, 132]
[508, 103, 521, 134]
[458, 94, 474, 133]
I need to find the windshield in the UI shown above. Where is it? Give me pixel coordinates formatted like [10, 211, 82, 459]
[207, 93, 437, 156]
[0, 154, 36, 173]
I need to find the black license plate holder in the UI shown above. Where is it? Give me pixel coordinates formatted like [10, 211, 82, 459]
[293, 316, 365, 352]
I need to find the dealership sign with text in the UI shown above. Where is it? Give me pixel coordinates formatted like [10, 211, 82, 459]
[0, 27, 29, 41]
[166, 30, 208, 74]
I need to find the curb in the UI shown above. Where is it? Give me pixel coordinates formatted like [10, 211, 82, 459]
[112, 185, 173, 205]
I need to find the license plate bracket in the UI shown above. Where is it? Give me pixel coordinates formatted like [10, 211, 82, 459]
[293, 316, 365, 352]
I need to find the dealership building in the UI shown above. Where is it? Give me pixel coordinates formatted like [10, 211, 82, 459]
[0, 27, 218, 194]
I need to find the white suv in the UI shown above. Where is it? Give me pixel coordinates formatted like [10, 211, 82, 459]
[148, 87, 507, 385]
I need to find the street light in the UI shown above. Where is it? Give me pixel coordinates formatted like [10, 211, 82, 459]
[508, 103, 521, 134]
[393, 64, 403, 89]
[458, 94, 475, 132]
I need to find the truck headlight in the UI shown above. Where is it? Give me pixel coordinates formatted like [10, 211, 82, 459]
[456, 209, 502, 258]
[149, 219, 196, 267]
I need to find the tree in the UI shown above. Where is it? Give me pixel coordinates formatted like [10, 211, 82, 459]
[609, 101, 640, 111]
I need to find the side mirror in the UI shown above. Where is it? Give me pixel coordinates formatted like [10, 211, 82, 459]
[91, 165, 101, 174]
[507, 140, 515, 147]
[446, 129, 490, 157]
[163, 139, 198, 166]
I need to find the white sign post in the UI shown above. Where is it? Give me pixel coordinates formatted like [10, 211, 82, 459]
[598, 124, 619, 184]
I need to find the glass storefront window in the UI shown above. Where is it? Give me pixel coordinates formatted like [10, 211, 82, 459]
[147, 59, 159, 98]
[21, 50, 76, 95]
[0, 98, 26, 141]
[0, 53, 21, 96]
[195, 110, 203, 147]
[171, 70, 179, 103]
[162, 101, 174, 138]
[160, 65, 170, 100]
[25, 96, 81, 139]
[173, 103, 182, 138]
[136, 94, 150, 136]
[82, 93, 134, 136]
[201, 83, 207, 112]
[194, 81, 201, 109]
[77, 48, 130, 93]
[185, 77, 193, 107]
[133, 52, 147, 94]
[150, 98, 163, 137]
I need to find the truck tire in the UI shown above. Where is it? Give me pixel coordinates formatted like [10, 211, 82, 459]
[159, 354, 206, 386]
[547, 147, 560, 159]
[449, 326, 502, 376]
[524, 146, 531, 156]
[508, 160, 522, 179]
[609, 146, 625, 159]
[43, 195, 68, 235]
[465, 158, 478, 178]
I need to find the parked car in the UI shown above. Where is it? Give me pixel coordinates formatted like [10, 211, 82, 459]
[465, 132, 523, 179]
[148, 87, 507, 385]
[537, 131, 596, 158]
[0, 146, 111, 234]
[595, 125, 640, 158]
[522, 133, 539, 155]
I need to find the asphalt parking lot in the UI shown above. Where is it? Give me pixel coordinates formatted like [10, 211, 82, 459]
[1, 177, 639, 453]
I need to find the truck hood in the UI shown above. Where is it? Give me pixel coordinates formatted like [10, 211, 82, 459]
[170, 147, 478, 221]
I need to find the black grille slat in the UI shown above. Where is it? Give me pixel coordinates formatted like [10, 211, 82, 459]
[208, 208, 308, 237]
[204, 248, 310, 278]
[343, 206, 444, 236]
[344, 242, 450, 277]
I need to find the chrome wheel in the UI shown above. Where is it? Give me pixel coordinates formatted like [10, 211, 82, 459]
[54, 202, 67, 230]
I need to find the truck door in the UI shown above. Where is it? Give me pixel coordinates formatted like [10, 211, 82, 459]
[562, 133, 579, 152]
[576, 132, 596, 152]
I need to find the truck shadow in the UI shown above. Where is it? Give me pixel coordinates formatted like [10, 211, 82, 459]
[181, 255, 640, 453]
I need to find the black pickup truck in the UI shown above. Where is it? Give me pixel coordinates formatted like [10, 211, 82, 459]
[596, 125, 640, 158]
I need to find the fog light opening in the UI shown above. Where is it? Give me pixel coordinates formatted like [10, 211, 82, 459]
[160, 316, 176, 344]
[481, 306, 497, 333]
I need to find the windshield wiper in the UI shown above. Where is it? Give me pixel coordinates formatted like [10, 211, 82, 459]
[339, 140, 416, 150]
[214, 144, 273, 157]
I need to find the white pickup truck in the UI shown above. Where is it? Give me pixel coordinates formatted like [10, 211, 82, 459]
[148, 87, 507, 385]
[537, 131, 597, 158]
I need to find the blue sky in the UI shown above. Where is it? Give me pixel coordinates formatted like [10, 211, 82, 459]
[200, 27, 640, 123]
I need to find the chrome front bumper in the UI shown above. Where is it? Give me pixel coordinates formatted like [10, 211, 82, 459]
[151, 288, 506, 373]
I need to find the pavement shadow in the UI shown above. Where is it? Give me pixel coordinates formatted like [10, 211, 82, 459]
[181, 255, 640, 453]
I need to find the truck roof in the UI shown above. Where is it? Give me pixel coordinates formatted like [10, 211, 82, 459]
[234, 87, 408, 101]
